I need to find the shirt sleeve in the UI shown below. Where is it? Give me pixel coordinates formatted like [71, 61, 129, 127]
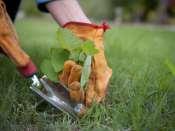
[36, 0, 53, 12]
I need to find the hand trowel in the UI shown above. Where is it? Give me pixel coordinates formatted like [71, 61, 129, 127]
[29, 74, 86, 117]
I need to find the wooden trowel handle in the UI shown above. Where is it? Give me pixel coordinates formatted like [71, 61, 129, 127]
[0, 35, 37, 77]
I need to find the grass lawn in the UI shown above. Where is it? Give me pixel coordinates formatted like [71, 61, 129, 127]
[0, 18, 175, 131]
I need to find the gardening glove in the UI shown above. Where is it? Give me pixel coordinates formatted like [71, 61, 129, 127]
[59, 60, 85, 103]
[60, 22, 112, 107]
[0, 0, 37, 77]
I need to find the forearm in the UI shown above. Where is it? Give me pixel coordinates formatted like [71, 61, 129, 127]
[45, 0, 91, 26]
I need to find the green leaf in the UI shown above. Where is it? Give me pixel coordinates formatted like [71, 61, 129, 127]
[165, 59, 175, 76]
[82, 41, 99, 56]
[69, 48, 82, 62]
[80, 55, 92, 88]
[50, 48, 70, 72]
[40, 59, 58, 82]
[56, 28, 82, 51]
[40, 28, 98, 85]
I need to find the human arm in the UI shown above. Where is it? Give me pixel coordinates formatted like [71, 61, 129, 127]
[36, 0, 112, 107]
[0, 0, 37, 77]
[36, 0, 91, 26]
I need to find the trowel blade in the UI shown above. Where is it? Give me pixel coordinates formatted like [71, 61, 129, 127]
[30, 76, 84, 118]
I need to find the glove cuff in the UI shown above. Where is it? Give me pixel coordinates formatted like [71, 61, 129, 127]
[18, 60, 37, 78]
[63, 21, 110, 32]
[63, 21, 110, 41]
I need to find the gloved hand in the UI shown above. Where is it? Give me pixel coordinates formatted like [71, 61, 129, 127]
[0, 0, 37, 77]
[59, 22, 112, 107]
[59, 60, 84, 103]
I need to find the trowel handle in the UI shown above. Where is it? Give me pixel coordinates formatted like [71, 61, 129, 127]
[0, 35, 37, 78]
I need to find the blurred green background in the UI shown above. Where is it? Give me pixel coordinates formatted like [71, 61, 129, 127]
[20, 0, 175, 24]
[0, 0, 175, 130]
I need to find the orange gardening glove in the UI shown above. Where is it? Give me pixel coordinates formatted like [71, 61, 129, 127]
[0, 0, 37, 77]
[59, 60, 85, 103]
[59, 22, 112, 107]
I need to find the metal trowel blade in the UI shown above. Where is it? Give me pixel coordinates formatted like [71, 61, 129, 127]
[30, 75, 85, 118]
